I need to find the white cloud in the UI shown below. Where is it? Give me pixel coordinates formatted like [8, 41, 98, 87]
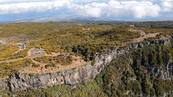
[0, 0, 71, 14]
[70, 0, 161, 18]
[128, 1, 161, 18]
[70, 2, 106, 18]
[0, 0, 172, 19]
[161, 0, 173, 12]
[0, 0, 55, 3]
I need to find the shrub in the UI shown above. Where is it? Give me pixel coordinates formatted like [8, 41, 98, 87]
[45, 62, 56, 69]
[32, 63, 40, 68]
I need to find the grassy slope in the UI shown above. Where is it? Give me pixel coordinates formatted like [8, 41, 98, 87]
[0, 22, 140, 77]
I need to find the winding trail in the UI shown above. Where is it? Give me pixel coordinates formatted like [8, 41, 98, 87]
[0, 29, 159, 64]
[0, 28, 160, 73]
[0, 57, 26, 64]
[121, 28, 159, 47]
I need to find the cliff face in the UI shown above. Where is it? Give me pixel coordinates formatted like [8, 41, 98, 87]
[98, 36, 173, 97]
[0, 35, 172, 94]
[131, 39, 173, 81]
[145, 60, 173, 80]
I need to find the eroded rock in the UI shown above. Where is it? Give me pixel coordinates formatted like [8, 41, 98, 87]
[0, 35, 173, 92]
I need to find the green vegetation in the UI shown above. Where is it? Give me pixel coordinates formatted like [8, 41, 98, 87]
[0, 22, 141, 77]
[0, 23, 140, 53]
[132, 21, 173, 28]
[1, 43, 173, 97]
[132, 45, 172, 68]
[0, 59, 27, 78]
[34, 54, 73, 66]
[0, 22, 173, 96]
[45, 62, 56, 68]
[131, 44, 173, 97]
[53, 55, 72, 66]
[31, 63, 40, 68]
[1, 81, 107, 97]
[0, 45, 18, 61]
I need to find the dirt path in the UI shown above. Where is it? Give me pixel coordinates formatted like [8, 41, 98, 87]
[27, 48, 34, 58]
[20, 56, 86, 74]
[0, 57, 26, 64]
[122, 28, 159, 47]
[31, 59, 47, 66]
[0, 29, 159, 64]
[131, 33, 158, 43]
[0, 47, 33, 64]
[0, 28, 160, 74]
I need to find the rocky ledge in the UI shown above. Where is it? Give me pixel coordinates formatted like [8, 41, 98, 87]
[0, 35, 172, 92]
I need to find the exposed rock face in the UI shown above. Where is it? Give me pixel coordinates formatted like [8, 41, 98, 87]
[0, 79, 8, 90]
[149, 64, 173, 80]
[0, 35, 173, 92]
[8, 72, 64, 92]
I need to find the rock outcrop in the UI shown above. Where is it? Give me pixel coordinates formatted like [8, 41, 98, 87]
[148, 63, 173, 80]
[0, 35, 172, 92]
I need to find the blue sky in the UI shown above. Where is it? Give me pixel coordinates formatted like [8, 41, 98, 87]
[0, 0, 173, 22]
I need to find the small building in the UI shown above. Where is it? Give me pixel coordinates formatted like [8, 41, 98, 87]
[30, 48, 46, 58]
[18, 42, 27, 50]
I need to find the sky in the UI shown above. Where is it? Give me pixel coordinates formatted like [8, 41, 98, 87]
[0, 0, 173, 22]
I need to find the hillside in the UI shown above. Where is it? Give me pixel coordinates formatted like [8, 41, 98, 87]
[0, 22, 142, 77]
[0, 22, 173, 97]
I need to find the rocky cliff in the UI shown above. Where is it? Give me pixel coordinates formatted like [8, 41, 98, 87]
[0, 35, 172, 94]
